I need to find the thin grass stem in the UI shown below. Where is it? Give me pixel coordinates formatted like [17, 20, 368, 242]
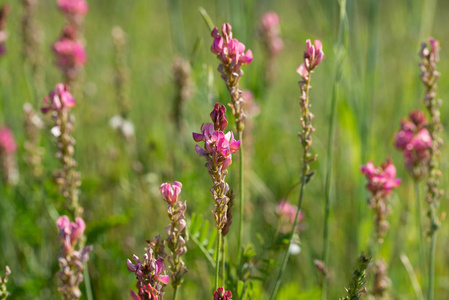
[428, 232, 437, 300]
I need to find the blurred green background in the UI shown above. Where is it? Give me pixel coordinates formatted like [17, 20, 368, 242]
[0, 0, 449, 299]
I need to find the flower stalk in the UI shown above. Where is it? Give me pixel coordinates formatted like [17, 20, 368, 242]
[419, 37, 443, 300]
[270, 39, 324, 300]
[210, 24, 252, 263]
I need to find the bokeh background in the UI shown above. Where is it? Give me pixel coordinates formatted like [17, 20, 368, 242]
[1, 0, 449, 299]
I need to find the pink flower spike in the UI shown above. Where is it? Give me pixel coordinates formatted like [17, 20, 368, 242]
[57, 0, 88, 16]
[42, 84, 75, 113]
[0, 127, 17, 154]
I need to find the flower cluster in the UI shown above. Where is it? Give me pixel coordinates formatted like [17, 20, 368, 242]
[259, 12, 283, 86]
[53, 25, 87, 85]
[0, 127, 18, 186]
[42, 84, 81, 216]
[419, 37, 443, 235]
[361, 158, 401, 242]
[0, 4, 10, 57]
[127, 246, 169, 300]
[193, 103, 240, 230]
[260, 12, 283, 56]
[56, 216, 92, 300]
[296, 40, 324, 176]
[210, 23, 252, 132]
[57, 0, 88, 27]
[394, 110, 432, 180]
[213, 287, 233, 300]
[159, 181, 188, 289]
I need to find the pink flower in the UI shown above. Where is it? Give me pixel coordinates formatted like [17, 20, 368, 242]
[57, 215, 85, 252]
[53, 38, 86, 70]
[276, 200, 305, 224]
[261, 11, 280, 31]
[42, 84, 75, 113]
[361, 158, 401, 197]
[159, 181, 182, 206]
[213, 287, 233, 300]
[0, 127, 16, 154]
[57, 0, 88, 17]
[193, 122, 241, 170]
[298, 39, 324, 81]
[394, 110, 432, 176]
[210, 102, 228, 131]
[210, 23, 253, 68]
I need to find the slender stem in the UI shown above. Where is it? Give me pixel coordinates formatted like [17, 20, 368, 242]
[173, 286, 179, 300]
[269, 165, 307, 300]
[221, 235, 225, 288]
[321, 79, 337, 300]
[400, 253, 424, 300]
[237, 130, 244, 264]
[415, 183, 427, 280]
[215, 230, 222, 290]
[83, 262, 93, 300]
[428, 232, 437, 300]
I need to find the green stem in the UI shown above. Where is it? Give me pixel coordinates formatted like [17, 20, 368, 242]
[428, 232, 437, 300]
[173, 286, 179, 300]
[322, 2, 348, 297]
[237, 130, 244, 265]
[415, 183, 427, 280]
[83, 262, 93, 300]
[269, 165, 307, 300]
[215, 230, 222, 290]
[221, 235, 225, 288]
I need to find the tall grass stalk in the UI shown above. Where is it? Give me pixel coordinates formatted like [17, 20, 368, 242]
[168, 0, 185, 56]
[321, 1, 348, 299]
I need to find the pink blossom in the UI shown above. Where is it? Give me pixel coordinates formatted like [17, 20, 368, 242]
[361, 158, 401, 197]
[53, 38, 86, 71]
[261, 11, 280, 32]
[210, 102, 228, 131]
[297, 39, 324, 81]
[159, 181, 182, 206]
[276, 200, 305, 224]
[394, 110, 432, 175]
[0, 127, 16, 154]
[57, 0, 88, 17]
[56, 215, 85, 253]
[42, 84, 75, 113]
[210, 23, 253, 68]
[193, 122, 240, 170]
[214, 287, 233, 300]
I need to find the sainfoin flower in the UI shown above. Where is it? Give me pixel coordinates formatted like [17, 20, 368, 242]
[41, 83, 75, 113]
[296, 39, 324, 81]
[361, 158, 401, 242]
[277, 200, 305, 224]
[57, 0, 88, 17]
[260, 11, 283, 55]
[210, 24, 253, 66]
[127, 247, 169, 300]
[213, 287, 233, 300]
[0, 127, 17, 154]
[53, 37, 86, 73]
[193, 103, 241, 230]
[159, 181, 182, 206]
[57, 215, 85, 253]
[56, 215, 92, 300]
[361, 158, 401, 197]
[394, 110, 432, 180]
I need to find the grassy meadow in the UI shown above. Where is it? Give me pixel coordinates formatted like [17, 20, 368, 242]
[1, 0, 449, 299]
